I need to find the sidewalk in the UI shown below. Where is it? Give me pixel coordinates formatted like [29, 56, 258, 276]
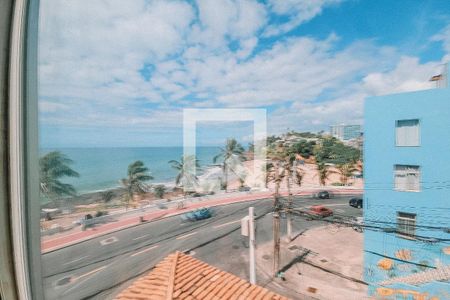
[41, 187, 363, 253]
[256, 225, 369, 300]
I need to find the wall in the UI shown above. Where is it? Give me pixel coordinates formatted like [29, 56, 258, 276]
[364, 87, 450, 299]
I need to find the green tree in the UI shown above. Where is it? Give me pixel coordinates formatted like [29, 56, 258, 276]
[100, 190, 114, 204]
[213, 138, 245, 191]
[169, 155, 200, 195]
[39, 151, 79, 207]
[289, 140, 315, 158]
[316, 162, 337, 186]
[314, 136, 360, 165]
[262, 162, 274, 189]
[336, 163, 358, 185]
[120, 161, 153, 210]
[154, 185, 166, 199]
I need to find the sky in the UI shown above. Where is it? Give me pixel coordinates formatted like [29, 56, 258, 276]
[38, 0, 450, 148]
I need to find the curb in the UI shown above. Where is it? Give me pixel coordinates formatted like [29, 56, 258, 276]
[41, 190, 362, 254]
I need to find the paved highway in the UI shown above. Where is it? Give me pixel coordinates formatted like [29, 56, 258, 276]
[41, 194, 362, 300]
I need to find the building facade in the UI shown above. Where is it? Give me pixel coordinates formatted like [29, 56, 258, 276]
[330, 124, 362, 141]
[364, 83, 450, 299]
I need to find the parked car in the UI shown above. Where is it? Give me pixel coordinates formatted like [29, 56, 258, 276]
[317, 190, 330, 199]
[349, 197, 363, 208]
[239, 186, 251, 192]
[181, 207, 212, 221]
[308, 205, 333, 217]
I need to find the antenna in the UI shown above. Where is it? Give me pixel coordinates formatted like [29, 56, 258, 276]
[429, 62, 448, 88]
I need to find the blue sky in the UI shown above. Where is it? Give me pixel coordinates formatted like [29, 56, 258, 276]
[38, 0, 450, 148]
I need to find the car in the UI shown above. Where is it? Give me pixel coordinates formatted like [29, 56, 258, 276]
[308, 205, 333, 217]
[238, 186, 251, 192]
[317, 190, 330, 199]
[349, 197, 363, 208]
[181, 207, 212, 221]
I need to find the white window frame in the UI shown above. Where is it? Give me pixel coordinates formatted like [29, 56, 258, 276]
[395, 119, 420, 147]
[397, 212, 416, 239]
[8, 0, 43, 299]
[394, 165, 420, 192]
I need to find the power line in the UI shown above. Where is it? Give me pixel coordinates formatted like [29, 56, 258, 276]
[290, 211, 450, 243]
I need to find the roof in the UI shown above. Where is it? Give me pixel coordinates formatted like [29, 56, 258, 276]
[115, 251, 290, 300]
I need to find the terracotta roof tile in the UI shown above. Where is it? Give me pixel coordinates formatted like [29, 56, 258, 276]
[115, 252, 290, 300]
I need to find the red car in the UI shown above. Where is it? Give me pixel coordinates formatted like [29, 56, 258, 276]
[308, 205, 333, 217]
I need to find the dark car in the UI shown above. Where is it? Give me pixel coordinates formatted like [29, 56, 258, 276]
[349, 197, 363, 208]
[318, 190, 330, 199]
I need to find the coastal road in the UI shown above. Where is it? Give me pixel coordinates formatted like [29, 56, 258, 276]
[41, 194, 362, 300]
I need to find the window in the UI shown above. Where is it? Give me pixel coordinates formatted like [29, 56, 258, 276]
[394, 165, 420, 191]
[397, 212, 416, 238]
[396, 119, 420, 146]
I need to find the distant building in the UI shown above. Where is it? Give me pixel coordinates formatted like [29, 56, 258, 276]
[363, 69, 450, 299]
[329, 124, 361, 141]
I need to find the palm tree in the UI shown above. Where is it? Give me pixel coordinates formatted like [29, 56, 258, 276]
[154, 185, 166, 199]
[100, 190, 114, 204]
[120, 161, 153, 210]
[213, 139, 245, 191]
[262, 162, 274, 189]
[316, 162, 336, 186]
[39, 151, 79, 207]
[336, 163, 358, 185]
[169, 155, 200, 196]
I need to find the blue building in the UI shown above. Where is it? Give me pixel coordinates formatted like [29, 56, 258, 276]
[364, 76, 450, 299]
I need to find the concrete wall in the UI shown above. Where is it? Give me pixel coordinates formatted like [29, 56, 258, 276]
[363, 86, 450, 299]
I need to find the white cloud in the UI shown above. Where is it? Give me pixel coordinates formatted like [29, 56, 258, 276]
[264, 0, 342, 37]
[39, 101, 70, 113]
[38, 0, 450, 146]
[191, 0, 266, 48]
[39, 0, 194, 105]
[362, 56, 437, 96]
[431, 24, 450, 61]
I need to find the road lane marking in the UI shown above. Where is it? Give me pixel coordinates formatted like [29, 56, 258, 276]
[132, 234, 150, 241]
[100, 236, 118, 246]
[63, 255, 89, 266]
[304, 203, 348, 209]
[176, 231, 198, 240]
[130, 245, 159, 257]
[74, 266, 107, 282]
[62, 265, 109, 295]
[213, 220, 240, 229]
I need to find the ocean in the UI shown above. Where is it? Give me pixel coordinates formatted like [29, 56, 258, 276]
[40, 147, 221, 194]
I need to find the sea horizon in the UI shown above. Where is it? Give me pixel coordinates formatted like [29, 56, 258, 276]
[40, 146, 224, 194]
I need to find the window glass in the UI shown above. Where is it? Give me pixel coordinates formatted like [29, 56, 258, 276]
[397, 212, 416, 238]
[394, 165, 420, 191]
[30, 1, 450, 300]
[396, 119, 420, 146]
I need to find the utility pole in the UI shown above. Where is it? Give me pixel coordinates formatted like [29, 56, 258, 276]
[272, 161, 281, 277]
[241, 207, 256, 284]
[286, 160, 293, 242]
[286, 158, 298, 242]
[273, 210, 280, 277]
[249, 207, 256, 284]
